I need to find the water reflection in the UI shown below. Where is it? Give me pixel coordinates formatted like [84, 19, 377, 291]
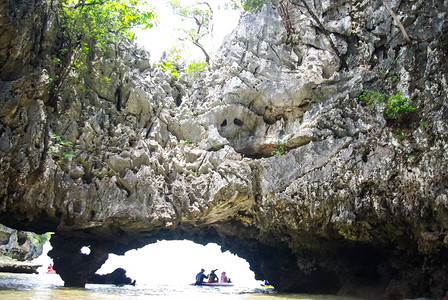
[0, 273, 365, 300]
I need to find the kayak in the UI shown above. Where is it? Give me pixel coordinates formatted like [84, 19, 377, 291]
[195, 282, 234, 286]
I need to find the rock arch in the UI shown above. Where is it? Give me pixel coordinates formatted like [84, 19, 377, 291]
[1, 0, 448, 299]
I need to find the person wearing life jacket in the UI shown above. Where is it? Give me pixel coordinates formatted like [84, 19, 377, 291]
[195, 268, 208, 285]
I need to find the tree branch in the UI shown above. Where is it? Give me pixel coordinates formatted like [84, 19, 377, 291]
[192, 40, 210, 64]
[197, 2, 213, 40]
[278, 0, 294, 38]
[289, 0, 346, 69]
[73, 0, 106, 9]
[381, 0, 412, 44]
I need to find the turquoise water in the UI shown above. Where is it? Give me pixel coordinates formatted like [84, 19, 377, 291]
[0, 273, 365, 300]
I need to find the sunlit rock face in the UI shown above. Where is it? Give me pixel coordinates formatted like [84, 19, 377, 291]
[1, 0, 448, 298]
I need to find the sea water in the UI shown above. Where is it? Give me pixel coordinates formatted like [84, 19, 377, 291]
[0, 273, 365, 300]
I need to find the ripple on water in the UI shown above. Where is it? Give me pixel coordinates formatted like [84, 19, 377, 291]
[0, 273, 365, 300]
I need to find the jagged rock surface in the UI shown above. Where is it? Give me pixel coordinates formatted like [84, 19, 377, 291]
[0, 224, 43, 261]
[1, 0, 448, 298]
[0, 223, 44, 274]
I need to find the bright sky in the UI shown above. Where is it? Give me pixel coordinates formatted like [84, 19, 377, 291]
[34, 240, 260, 287]
[98, 240, 259, 286]
[135, 0, 240, 62]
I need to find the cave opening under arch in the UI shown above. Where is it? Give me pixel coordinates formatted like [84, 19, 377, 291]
[96, 240, 259, 286]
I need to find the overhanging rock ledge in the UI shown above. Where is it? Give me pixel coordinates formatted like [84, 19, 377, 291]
[0, 0, 448, 298]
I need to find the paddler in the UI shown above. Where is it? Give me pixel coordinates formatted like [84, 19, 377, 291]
[207, 269, 218, 283]
[195, 268, 208, 285]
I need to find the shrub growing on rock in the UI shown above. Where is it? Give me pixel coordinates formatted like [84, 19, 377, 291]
[360, 90, 415, 119]
[385, 91, 415, 119]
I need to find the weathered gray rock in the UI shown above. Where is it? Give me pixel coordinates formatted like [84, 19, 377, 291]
[0, 224, 44, 262]
[1, 0, 448, 298]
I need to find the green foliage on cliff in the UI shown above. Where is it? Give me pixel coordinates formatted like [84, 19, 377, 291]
[337, 222, 372, 242]
[47, 134, 75, 159]
[270, 137, 286, 156]
[58, 0, 155, 47]
[361, 90, 415, 119]
[242, 0, 266, 11]
[160, 46, 209, 82]
[156, 44, 209, 82]
[161, 61, 179, 79]
[180, 138, 193, 146]
[49, 0, 156, 100]
[166, 45, 185, 66]
[226, 0, 265, 11]
[186, 61, 209, 80]
[28, 232, 51, 247]
[385, 91, 416, 119]
[360, 90, 387, 105]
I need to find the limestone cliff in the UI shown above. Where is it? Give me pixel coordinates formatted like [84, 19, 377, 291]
[0, 224, 44, 274]
[1, 0, 448, 298]
[0, 224, 44, 261]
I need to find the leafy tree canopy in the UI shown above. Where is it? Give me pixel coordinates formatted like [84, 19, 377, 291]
[225, 0, 266, 11]
[58, 0, 156, 48]
[49, 0, 157, 104]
